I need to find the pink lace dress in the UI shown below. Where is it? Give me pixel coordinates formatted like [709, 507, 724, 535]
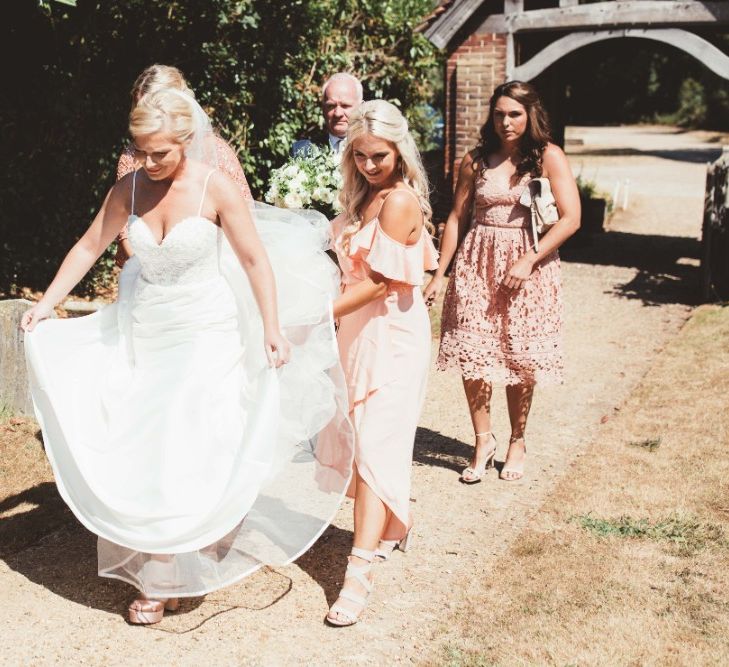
[437, 170, 563, 385]
[331, 209, 439, 534]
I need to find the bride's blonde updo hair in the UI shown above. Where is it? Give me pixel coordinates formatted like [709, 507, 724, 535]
[128, 88, 196, 145]
[339, 99, 433, 252]
[130, 64, 193, 109]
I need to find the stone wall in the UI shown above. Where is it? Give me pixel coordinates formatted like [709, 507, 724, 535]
[0, 299, 35, 416]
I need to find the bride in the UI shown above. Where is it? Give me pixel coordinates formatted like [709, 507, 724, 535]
[21, 88, 353, 623]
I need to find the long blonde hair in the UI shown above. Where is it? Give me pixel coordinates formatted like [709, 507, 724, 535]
[130, 64, 193, 109]
[339, 100, 432, 252]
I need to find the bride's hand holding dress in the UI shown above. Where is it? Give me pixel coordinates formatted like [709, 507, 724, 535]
[21, 180, 132, 331]
[196, 168, 291, 367]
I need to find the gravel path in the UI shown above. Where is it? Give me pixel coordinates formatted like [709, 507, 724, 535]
[0, 126, 719, 666]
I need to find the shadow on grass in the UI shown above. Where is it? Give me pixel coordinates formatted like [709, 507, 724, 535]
[0, 480, 351, 624]
[295, 523, 353, 609]
[413, 427, 482, 476]
[568, 146, 722, 164]
[0, 482, 129, 614]
[560, 230, 702, 307]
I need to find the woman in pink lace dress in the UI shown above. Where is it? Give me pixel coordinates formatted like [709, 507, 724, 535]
[326, 100, 438, 626]
[424, 81, 580, 483]
[115, 65, 252, 265]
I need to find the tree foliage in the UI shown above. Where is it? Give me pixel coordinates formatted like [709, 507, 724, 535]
[0, 0, 440, 292]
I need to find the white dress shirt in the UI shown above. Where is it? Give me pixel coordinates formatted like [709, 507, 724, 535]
[328, 134, 346, 154]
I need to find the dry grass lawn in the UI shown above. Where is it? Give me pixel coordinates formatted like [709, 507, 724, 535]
[427, 304, 729, 667]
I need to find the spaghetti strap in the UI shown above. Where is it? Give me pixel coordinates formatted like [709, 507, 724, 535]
[131, 170, 137, 216]
[197, 169, 216, 217]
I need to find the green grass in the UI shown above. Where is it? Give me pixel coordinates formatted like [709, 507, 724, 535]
[0, 403, 15, 423]
[573, 513, 728, 556]
[438, 646, 496, 667]
[628, 436, 662, 452]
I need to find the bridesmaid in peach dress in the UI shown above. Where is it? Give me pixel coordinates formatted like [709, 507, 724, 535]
[424, 81, 580, 484]
[326, 100, 438, 626]
[115, 65, 252, 265]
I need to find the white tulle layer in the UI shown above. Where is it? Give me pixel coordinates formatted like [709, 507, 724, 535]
[25, 204, 354, 597]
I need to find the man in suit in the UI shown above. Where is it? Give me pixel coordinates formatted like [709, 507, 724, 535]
[291, 72, 363, 157]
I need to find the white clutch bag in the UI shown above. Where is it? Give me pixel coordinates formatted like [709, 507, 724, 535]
[519, 177, 559, 251]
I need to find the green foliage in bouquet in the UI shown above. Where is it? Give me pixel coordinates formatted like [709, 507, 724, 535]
[2, 0, 441, 293]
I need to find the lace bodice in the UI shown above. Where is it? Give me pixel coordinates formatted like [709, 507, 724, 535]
[126, 168, 221, 286]
[472, 171, 530, 228]
[127, 216, 221, 285]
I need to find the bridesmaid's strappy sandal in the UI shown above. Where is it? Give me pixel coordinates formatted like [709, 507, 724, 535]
[374, 524, 414, 562]
[460, 431, 497, 484]
[128, 596, 180, 625]
[500, 437, 526, 482]
[326, 547, 374, 627]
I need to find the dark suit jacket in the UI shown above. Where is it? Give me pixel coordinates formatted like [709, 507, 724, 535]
[290, 130, 331, 158]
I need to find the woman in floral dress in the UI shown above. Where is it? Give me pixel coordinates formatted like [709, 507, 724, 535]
[424, 81, 580, 483]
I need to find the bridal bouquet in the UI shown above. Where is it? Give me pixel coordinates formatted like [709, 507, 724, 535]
[265, 146, 343, 219]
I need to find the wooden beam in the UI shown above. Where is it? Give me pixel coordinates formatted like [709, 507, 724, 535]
[425, 1, 729, 48]
[513, 28, 729, 80]
[424, 0, 488, 49]
[502, 1, 729, 32]
[559, 0, 579, 6]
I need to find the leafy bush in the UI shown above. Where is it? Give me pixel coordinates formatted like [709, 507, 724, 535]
[675, 78, 707, 127]
[0, 0, 441, 293]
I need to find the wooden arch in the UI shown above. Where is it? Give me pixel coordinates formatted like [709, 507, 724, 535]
[511, 28, 729, 82]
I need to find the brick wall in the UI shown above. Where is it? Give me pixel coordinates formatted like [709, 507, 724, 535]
[444, 32, 507, 188]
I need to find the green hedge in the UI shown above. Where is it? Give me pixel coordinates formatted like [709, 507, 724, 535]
[1, 0, 440, 292]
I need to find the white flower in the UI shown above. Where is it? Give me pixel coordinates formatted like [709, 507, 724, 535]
[284, 191, 303, 209]
[283, 164, 301, 178]
[313, 186, 334, 204]
[266, 183, 279, 202]
[289, 173, 308, 190]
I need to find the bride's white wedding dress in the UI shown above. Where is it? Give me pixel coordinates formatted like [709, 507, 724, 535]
[24, 169, 353, 597]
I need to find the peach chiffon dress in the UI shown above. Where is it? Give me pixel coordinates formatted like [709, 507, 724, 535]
[331, 194, 439, 534]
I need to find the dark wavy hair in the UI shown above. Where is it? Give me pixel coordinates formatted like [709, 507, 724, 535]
[476, 81, 552, 178]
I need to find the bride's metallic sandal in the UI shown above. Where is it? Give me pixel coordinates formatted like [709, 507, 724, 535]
[460, 431, 497, 484]
[128, 597, 180, 625]
[326, 547, 374, 627]
[374, 524, 414, 562]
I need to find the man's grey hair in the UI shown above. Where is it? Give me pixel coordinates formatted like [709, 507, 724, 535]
[321, 72, 363, 103]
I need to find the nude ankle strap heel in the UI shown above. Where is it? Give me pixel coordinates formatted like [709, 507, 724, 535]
[460, 431, 497, 484]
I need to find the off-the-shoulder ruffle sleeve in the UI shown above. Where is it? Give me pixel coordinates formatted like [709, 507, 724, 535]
[349, 219, 439, 286]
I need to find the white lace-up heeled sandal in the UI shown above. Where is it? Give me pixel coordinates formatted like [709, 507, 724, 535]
[374, 524, 414, 562]
[326, 547, 374, 627]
